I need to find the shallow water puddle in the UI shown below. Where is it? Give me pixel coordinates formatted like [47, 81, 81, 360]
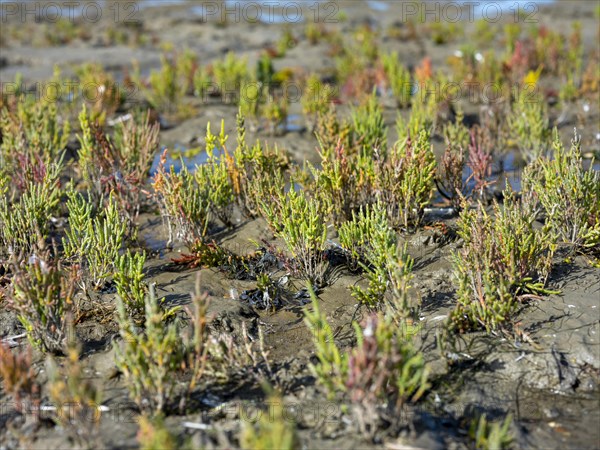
[284, 114, 306, 133]
[418, 0, 556, 20]
[135, 0, 188, 9]
[0, 0, 188, 17]
[149, 144, 223, 176]
[470, 0, 555, 18]
[367, 1, 390, 12]
[190, 0, 324, 24]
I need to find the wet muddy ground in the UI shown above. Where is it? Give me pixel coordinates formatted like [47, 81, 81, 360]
[1, 1, 599, 449]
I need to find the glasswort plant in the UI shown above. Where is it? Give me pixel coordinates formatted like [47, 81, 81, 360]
[7, 256, 78, 354]
[260, 188, 331, 287]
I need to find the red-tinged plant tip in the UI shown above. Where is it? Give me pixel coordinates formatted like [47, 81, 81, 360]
[415, 57, 433, 87]
[506, 40, 530, 83]
[0, 342, 40, 418]
[437, 142, 466, 211]
[14, 152, 49, 194]
[467, 127, 493, 203]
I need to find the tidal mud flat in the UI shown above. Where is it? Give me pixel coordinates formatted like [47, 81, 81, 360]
[0, 1, 599, 449]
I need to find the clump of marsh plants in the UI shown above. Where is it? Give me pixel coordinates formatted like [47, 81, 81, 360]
[114, 251, 148, 320]
[382, 51, 412, 108]
[0, 96, 70, 172]
[442, 109, 470, 152]
[260, 188, 331, 287]
[212, 51, 250, 103]
[113, 284, 183, 415]
[314, 105, 352, 157]
[523, 129, 600, 256]
[232, 112, 290, 218]
[449, 186, 556, 333]
[376, 130, 436, 230]
[180, 276, 211, 403]
[437, 142, 466, 211]
[63, 191, 126, 289]
[47, 337, 103, 448]
[337, 203, 388, 272]
[238, 78, 262, 125]
[429, 21, 463, 45]
[346, 314, 429, 438]
[207, 323, 272, 384]
[351, 91, 387, 153]
[115, 276, 223, 416]
[0, 159, 62, 255]
[304, 289, 428, 438]
[309, 139, 373, 225]
[6, 255, 78, 354]
[437, 110, 470, 209]
[395, 93, 437, 143]
[311, 126, 436, 230]
[262, 94, 288, 136]
[305, 22, 328, 45]
[450, 264, 516, 334]
[338, 203, 416, 316]
[301, 74, 334, 131]
[468, 413, 513, 450]
[152, 150, 211, 248]
[74, 63, 124, 123]
[77, 105, 160, 231]
[303, 290, 348, 398]
[195, 121, 236, 227]
[154, 115, 288, 247]
[132, 53, 195, 119]
[137, 415, 178, 450]
[507, 86, 550, 162]
[239, 389, 300, 450]
[111, 110, 160, 204]
[466, 127, 494, 203]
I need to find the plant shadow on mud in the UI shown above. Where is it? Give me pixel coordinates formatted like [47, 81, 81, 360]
[411, 253, 443, 272]
[548, 251, 600, 289]
[438, 334, 511, 381]
[520, 305, 570, 336]
[78, 333, 118, 357]
[420, 290, 455, 313]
